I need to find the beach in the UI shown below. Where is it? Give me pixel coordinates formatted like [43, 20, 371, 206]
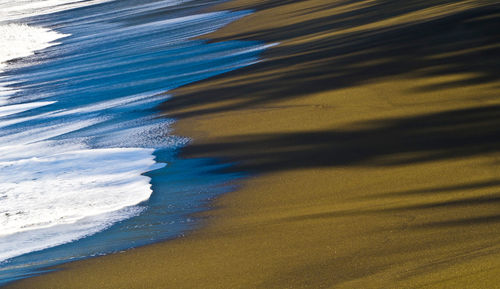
[6, 0, 500, 288]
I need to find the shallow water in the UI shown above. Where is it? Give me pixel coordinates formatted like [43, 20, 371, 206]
[0, 0, 265, 284]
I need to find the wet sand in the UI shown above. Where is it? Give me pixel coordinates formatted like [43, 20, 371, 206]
[7, 0, 500, 288]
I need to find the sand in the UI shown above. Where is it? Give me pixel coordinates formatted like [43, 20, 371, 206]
[6, 0, 500, 288]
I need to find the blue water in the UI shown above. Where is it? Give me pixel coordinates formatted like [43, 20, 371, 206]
[0, 0, 263, 285]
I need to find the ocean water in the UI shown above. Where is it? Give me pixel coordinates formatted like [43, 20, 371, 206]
[0, 0, 267, 284]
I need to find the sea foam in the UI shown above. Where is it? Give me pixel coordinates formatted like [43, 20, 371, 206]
[0, 0, 269, 267]
[0, 90, 171, 263]
[0, 24, 67, 72]
[0, 0, 170, 263]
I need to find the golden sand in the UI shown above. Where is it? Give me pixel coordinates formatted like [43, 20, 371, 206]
[7, 0, 500, 288]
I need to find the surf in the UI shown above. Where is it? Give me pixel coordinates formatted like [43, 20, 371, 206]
[0, 0, 269, 284]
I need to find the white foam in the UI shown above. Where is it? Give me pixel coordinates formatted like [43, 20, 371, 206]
[0, 117, 168, 262]
[0, 0, 173, 263]
[0, 23, 67, 72]
[0, 0, 266, 265]
[0, 148, 160, 237]
[0, 101, 55, 117]
[0, 205, 145, 262]
[0, 88, 175, 263]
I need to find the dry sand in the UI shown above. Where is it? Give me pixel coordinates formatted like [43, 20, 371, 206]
[7, 0, 500, 288]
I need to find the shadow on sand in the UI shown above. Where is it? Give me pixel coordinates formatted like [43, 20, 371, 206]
[163, 1, 500, 283]
[165, 0, 500, 230]
[181, 104, 500, 171]
[162, 0, 499, 118]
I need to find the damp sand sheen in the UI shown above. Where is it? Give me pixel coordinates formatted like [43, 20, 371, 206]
[4, 0, 500, 288]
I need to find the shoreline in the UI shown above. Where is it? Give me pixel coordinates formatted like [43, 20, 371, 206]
[6, 0, 500, 288]
[0, 0, 261, 285]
